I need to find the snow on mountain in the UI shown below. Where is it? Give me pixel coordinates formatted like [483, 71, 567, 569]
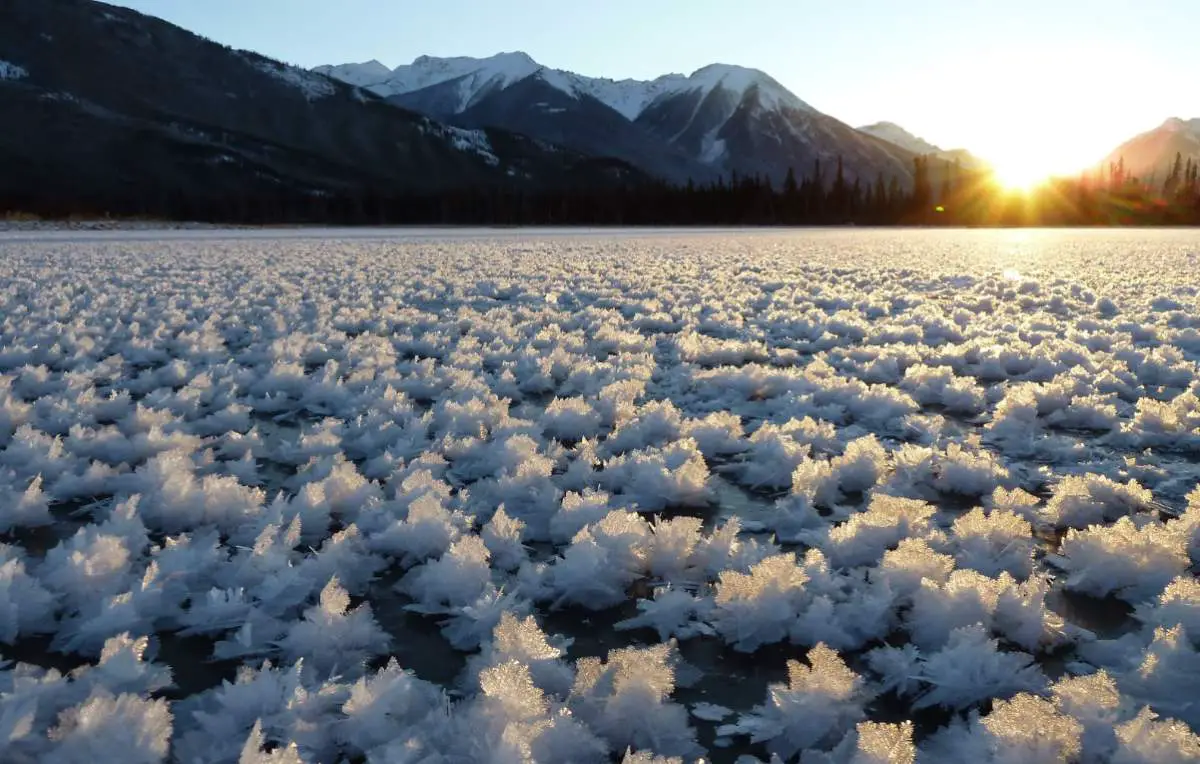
[394, 52, 541, 103]
[421, 122, 499, 166]
[313, 53, 814, 121]
[1, 0, 639, 210]
[311, 59, 391, 89]
[0, 59, 28, 80]
[528, 68, 690, 120]
[318, 52, 542, 112]
[313, 52, 910, 185]
[682, 63, 813, 113]
[857, 122, 943, 155]
[252, 59, 335, 101]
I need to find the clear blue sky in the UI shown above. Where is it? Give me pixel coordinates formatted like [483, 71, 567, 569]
[108, 0, 1198, 175]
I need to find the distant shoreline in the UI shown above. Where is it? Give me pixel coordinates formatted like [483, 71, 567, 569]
[4, 219, 1200, 233]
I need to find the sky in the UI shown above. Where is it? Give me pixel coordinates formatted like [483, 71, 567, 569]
[110, 0, 1198, 180]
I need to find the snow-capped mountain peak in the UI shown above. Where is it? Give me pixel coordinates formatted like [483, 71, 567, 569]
[309, 52, 912, 184]
[405, 50, 541, 85]
[312, 53, 814, 121]
[314, 53, 548, 114]
[413, 50, 533, 68]
[521, 68, 691, 119]
[681, 63, 813, 113]
[857, 121, 943, 155]
[312, 59, 392, 89]
[384, 51, 543, 110]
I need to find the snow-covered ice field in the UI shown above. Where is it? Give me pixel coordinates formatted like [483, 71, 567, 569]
[2, 226, 1200, 763]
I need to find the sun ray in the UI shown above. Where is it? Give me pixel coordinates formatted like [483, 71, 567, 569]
[992, 161, 1050, 192]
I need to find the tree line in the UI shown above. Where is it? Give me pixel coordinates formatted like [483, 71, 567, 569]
[6, 153, 1200, 226]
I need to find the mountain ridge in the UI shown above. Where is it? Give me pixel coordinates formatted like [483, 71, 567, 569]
[1101, 116, 1200, 182]
[315, 54, 814, 122]
[316, 52, 917, 185]
[0, 0, 646, 217]
[857, 122, 943, 156]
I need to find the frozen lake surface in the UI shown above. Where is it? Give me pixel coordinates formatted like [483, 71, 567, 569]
[1, 227, 1199, 762]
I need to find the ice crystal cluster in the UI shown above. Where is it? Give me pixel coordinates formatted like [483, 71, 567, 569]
[0, 228, 1198, 762]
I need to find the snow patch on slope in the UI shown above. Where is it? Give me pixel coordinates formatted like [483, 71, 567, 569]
[0, 60, 28, 81]
[566, 73, 691, 120]
[531, 68, 582, 102]
[253, 60, 335, 101]
[679, 63, 813, 113]
[699, 127, 727, 164]
[422, 121, 500, 166]
[311, 60, 392, 90]
[356, 51, 542, 109]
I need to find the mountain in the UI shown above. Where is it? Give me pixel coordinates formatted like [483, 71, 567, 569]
[397, 58, 717, 183]
[0, 1, 642, 216]
[316, 54, 794, 122]
[857, 122, 988, 171]
[316, 54, 919, 185]
[857, 122, 943, 156]
[1103, 117, 1200, 180]
[631, 64, 918, 185]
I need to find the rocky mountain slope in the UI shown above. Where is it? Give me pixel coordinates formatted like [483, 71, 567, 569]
[318, 54, 919, 185]
[858, 122, 987, 170]
[0, 1, 642, 214]
[1102, 117, 1200, 181]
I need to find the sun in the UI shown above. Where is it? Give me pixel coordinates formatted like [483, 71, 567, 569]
[921, 48, 1127, 195]
[990, 159, 1050, 192]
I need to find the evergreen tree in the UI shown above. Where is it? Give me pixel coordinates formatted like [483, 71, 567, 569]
[782, 167, 799, 224]
[910, 156, 933, 222]
[873, 172, 887, 224]
[831, 155, 849, 222]
[940, 158, 958, 209]
[887, 176, 902, 223]
[1164, 151, 1184, 197]
[807, 159, 825, 221]
[783, 167, 798, 195]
